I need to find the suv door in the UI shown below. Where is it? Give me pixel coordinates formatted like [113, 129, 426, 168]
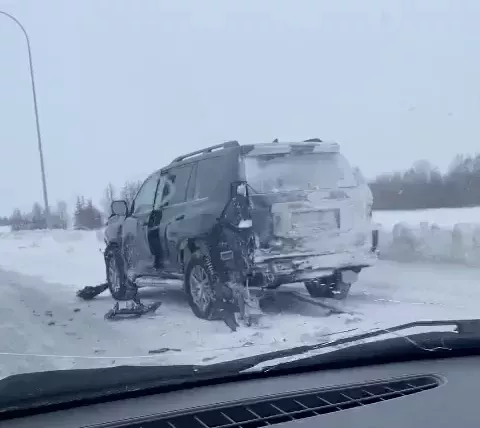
[155, 164, 194, 269]
[121, 172, 160, 276]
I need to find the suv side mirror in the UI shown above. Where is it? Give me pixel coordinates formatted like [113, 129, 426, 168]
[111, 200, 128, 216]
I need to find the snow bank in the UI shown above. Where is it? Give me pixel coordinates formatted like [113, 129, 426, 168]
[374, 207, 480, 265]
[374, 206, 480, 230]
[377, 221, 480, 266]
[0, 229, 106, 287]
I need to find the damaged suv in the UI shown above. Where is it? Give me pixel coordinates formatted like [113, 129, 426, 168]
[104, 139, 378, 322]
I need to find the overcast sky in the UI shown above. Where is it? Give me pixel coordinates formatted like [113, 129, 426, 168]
[0, 0, 479, 215]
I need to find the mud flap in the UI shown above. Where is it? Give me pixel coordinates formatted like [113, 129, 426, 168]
[210, 279, 261, 332]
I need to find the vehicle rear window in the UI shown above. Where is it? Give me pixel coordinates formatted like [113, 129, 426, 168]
[193, 156, 222, 199]
[244, 152, 356, 193]
[165, 165, 193, 205]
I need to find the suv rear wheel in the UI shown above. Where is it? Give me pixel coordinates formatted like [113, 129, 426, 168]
[184, 255, 218, 319]
[304, 272, 351, 300]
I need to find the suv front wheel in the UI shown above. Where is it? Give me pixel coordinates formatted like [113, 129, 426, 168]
[184, 255, 218, 319]
[106, 246, 138, 301]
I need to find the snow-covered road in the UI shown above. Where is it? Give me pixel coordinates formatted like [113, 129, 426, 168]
[2, 258, 480, 380]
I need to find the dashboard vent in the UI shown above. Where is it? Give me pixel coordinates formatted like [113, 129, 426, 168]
[126, 375, 440, 428]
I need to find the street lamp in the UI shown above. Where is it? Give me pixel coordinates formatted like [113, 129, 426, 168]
[0, 10, 51, 228]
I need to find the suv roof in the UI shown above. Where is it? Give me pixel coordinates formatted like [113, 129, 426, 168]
[164, 138, 340, 170]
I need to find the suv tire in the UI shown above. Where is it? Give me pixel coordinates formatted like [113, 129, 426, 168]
[184, 254, 217, 319]
[304, 273, 351, 300]
[106, 246, 138, 301]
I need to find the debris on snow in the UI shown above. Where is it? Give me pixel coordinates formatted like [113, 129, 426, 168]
[104, 301, 162, 320]
[76, 283, 109, 300]
[202, 356, 217, 362]
[148, 348, 181, 354]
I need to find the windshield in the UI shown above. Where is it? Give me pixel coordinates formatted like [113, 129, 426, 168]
[1, 0, 479, 409]
[244, 152, 356, 193]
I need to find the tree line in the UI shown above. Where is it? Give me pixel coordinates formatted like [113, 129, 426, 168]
[10, 201, 69, 231]
[370, 154, 480, 210]
[7, 180, 143, 231]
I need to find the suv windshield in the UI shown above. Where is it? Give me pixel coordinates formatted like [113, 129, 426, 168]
[243, 152, 357, 193]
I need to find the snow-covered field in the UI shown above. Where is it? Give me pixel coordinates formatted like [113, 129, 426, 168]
[0, 207, 480, 379]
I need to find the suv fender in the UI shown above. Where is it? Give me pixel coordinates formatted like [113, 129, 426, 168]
[180, 238, 210, 277]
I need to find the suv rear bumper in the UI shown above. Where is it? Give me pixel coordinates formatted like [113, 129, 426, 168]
[252, 247, 378, 288]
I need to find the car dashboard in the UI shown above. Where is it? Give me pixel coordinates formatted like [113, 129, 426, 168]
[4, 355, 479, 428]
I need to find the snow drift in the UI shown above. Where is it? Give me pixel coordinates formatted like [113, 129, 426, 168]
[377, 222, 480, 266]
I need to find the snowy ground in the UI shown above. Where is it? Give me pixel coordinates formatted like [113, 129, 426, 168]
[0, 220, 480, 379]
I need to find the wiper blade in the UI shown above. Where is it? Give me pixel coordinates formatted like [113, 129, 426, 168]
[210, 318, 480, 373]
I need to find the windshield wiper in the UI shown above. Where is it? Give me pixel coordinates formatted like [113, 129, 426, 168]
[209, 318, 480, 373]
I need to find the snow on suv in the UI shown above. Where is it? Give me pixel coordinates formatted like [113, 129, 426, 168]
[104, 139, 378, 321]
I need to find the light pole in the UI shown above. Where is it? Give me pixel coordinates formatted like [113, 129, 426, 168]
[0, 11, 51, 228]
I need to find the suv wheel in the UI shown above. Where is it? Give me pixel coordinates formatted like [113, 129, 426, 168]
[304, 273, 351, 300]
[184, 255, 217, 319]
[106, 247, 138, 301]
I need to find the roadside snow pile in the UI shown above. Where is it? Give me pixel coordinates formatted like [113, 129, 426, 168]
[377, 222, 480, 266]
[374, 206, 480, 230]
[0, 229, 106, 288]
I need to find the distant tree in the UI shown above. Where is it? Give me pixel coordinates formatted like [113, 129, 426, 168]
[120, 180, 142, 207]
[101, 182, 117, 216]
[31, 202, 46, 230]
[370, 152, 480, 210]
[10, 208, 24, 231]
[74, 196, 103, 230]
[52, 200, 69, 229]
[85, 199, 103, 229]
[74, 196, 85, 229]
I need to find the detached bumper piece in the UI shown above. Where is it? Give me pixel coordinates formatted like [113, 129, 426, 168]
[76, 283, 109, 300]
[104, 300, 162, 320]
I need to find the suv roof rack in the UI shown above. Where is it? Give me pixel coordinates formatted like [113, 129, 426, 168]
[171, 140, 240, 163]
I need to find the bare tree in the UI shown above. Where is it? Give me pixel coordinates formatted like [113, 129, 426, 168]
[101, 182, 117, 216]
[120, 180, 142, 207]
[55, 200, 69, 229]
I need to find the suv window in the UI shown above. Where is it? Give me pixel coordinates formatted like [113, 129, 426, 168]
[193, 156, 221, 199]
[132, 173, 159, 215]
[153, 176, 172, 210]
[186, 163, 197, 201]
[165, 165, 193, 205]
